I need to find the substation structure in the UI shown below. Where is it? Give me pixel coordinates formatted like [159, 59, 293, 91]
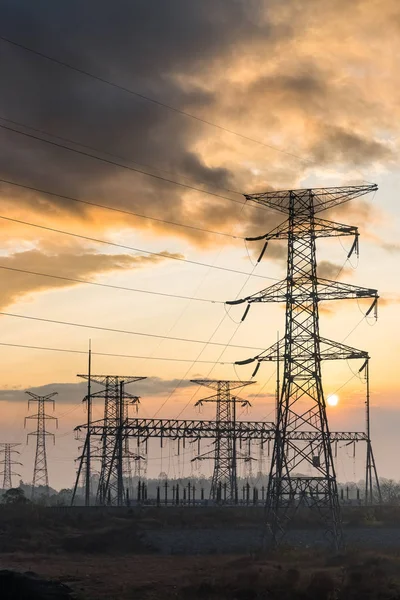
[73, 376, 379, 508]
[72, 374, 146, 506]
[228, 184, 379, 549]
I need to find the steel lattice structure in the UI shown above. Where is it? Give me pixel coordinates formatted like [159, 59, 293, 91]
[76, 420, 368, 444]
[228, 184, 378, 549]
[0, 443, 22, 490]
[25, 392, 58, 497]
[77, 374, 145, 506]
[192, 379, 253, 502]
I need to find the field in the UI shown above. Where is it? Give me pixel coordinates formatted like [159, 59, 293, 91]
[2, 506, 400, 598]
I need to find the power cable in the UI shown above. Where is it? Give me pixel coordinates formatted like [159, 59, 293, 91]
[0, 214, 277, 281]
[152, 201, 254, 418]
[0, 341, 234, 363]
[0, 311, 265, 350]
[0, 36, 313, 165]
[0, 264, 225, 304]
[0, 123, 254, 209]
[173, 243, 261, 420]
[0, 116, 242, 197]
[0, 177, 242, 239]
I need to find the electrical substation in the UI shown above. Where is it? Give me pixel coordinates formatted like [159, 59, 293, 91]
[61, 184, 381, 549]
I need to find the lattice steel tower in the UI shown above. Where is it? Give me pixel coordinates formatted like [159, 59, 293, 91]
[25, 392, 58, 497]
[228, 185, 378, 548]
[193, 379, 253, 502]
[76, 375, 145, 506]
[0, 443, 22, 490]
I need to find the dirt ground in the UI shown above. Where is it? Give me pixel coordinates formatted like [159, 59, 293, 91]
[1, 554, 237, 599]
[3, 549, 400, 599]
[2, 506, 400, 598]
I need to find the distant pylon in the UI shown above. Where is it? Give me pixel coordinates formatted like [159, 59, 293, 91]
[0, 443, 22, 490]
[25, 392, 58, 498]
[192, 379, 253, 502]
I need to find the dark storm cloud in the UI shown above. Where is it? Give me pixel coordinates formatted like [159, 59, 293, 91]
[0, 0, 394, 249]
[0, 0, 278, 229]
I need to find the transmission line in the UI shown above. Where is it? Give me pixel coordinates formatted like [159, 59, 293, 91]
[0, 341, 234, 363]
[0, 123, 250, 208]
[0, 214, 277, 280]
[0, 36, 312, 164]
[0, 311, 265, 351]
[0, 116, 242, 198]
[0, 264, 225, 303]
[0, 177, 241, 240]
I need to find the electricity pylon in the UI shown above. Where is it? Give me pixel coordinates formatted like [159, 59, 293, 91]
[192, 379, 253, 502]
[228, 184, 379, 549]
[0, 443, 22, 489]
[75, 375, 145, 506]
[25, 392, 58, 498]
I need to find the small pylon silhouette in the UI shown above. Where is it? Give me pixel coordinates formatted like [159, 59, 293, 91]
[0, 443, 22, 489]
[25, 392, 58, 497]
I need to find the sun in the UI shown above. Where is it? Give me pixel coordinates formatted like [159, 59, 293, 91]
[327, 394, 339, 407]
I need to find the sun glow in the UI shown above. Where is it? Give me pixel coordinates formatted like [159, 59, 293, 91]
[327, 394, 339, 407]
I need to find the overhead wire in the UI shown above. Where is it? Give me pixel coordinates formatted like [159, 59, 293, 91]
[0, 123, 257, 209]
[0, 214, 277, 281]
[173, 241, 262, 420]
[0, 341, 235, 364]
[0, 264, 225, 304]
[0, 311, 265, 350]
[0, 35, 313, 165]
[0, 116, 243, 198]
[153, 200, 256, 418]
[0, 177, 242, 240]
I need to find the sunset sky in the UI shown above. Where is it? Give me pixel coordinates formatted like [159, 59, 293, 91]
[0, 0, 399, 489]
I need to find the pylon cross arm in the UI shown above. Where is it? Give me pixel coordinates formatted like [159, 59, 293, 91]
[244, 184, 377, 214]
[227, 278, 378, 307]
[237, 336, 369, 368]
[247, 218, 358, 243]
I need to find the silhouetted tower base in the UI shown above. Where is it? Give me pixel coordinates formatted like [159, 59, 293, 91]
[193, 379, 253, 503]
[229, 184, 379, 549]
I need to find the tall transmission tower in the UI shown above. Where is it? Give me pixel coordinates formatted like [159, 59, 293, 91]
[192, 379, 253, 502]
[228, 184, 379, 548]
[25, 392, 58, 498]
[0, 443, 22, 490]
[75, 375, 145, 506]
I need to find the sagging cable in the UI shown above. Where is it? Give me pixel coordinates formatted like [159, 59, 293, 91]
[358, 358, 369, 374]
